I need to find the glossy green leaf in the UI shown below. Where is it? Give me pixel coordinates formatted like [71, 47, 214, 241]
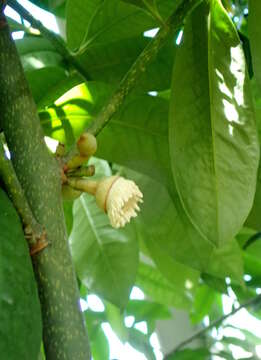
[130, 169, 244, 283]
[0, 188, 42, 359]
[69, 159, 139, 308]
[39, 82, 112, 146]
[169, 0, 259, 246]
[249, 1, 261, 91]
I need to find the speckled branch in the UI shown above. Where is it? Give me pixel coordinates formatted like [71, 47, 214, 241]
[0, 13, 91, 360]
[0, 135, 44, 240]
[7, 0, 91, 82]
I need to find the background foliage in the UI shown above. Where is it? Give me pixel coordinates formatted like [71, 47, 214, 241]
[2, 0, 261, 359]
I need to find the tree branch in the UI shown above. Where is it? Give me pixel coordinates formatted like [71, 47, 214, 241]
[0, 135, 44, 242]
[0, 13, 91, 360]
[164, 294, 261, 359]
[7, 0, 91, 82]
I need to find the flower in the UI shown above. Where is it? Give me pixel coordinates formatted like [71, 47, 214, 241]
[67, 175, 143, 228]
[95, 176, 143, 228]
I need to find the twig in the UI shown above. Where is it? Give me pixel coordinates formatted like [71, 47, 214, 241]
[7, 0, 91, 82]
[164, 294, 261, 359]
[64, 0, 202, 163]
[0, 135, 44, 243]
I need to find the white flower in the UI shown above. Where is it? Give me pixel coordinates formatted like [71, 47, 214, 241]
[95, 176, 143, 228]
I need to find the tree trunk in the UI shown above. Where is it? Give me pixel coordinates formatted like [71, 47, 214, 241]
[0, 10, 91, 360]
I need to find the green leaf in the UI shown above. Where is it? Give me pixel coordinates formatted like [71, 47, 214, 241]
[126, 299, 171, 331]
[222, 336, 255, 353]
[129, 169, 244, 283]
[77, 35, 175, 91]
[166, 348, 210, 360]
[68, 0, 175, 91]
[243, 252, 261, 287]
[105, 302, 128, 342]
[207, 238, 244, 286]
[127, 327, 156, 360]
[97, 94, 171, 184]
[0, 188, 42, 359]
[76, 0, 155, 51]
[136, 262, 194, 309]
[169, 0, 259, 246]
[123, 0, 163, 23]
[84, 309, 109, 360]
[190, 285, 216, 324]
[39, 82, 112, 146]
[40, 83, 171, 184]
[69, 159, 139, 308]
[249, 0, 261, 91]
[66, 0, 103, 51]
[121, 0, 177, 20]
[201, 273, 227, 294]
[214, 351, 234, 360]
[15, 37, 81, 107]
[225, 325, 261, 346]
[90, 326, 110, 360]
[246, 165, 261, 230]
[28, 0, 65, 12]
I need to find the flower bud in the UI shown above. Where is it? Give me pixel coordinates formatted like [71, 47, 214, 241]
[77, 133, 97, 157]
[66, 155, 89, 170]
